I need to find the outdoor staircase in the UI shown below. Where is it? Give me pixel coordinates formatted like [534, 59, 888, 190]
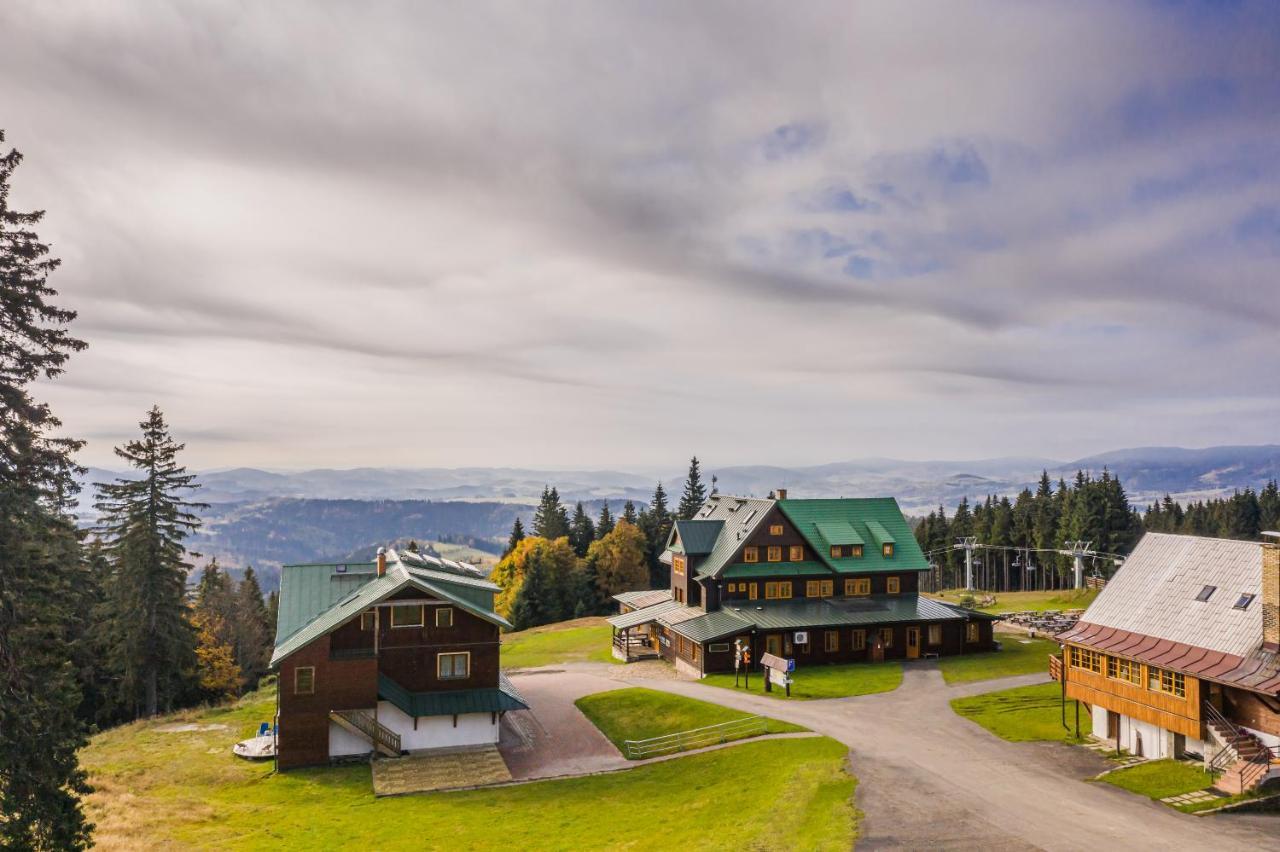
[1203, 702, 1276, 796]
[330, 709, 402, 758]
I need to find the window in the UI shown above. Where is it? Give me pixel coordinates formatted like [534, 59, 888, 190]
[879, 628, 894, 648]
[966, 622, 979, 643]
[927, 624, 942, 645]
[294, 666, 315, 695]
[727, 582, 735, 593]
[820, 580, 833, 597]
[744, 547, 759, 563]
[1069, 646, 1102, 674]
[1234, 593, 1256, 610]
[674, 587, 684, 604]
[1108, 656, 1142, 686]
[1195, 585, 1216, 602]
[882, 543, 895, 558]
[789, 545, 804, 561]
[1148, 665, 1185, 697]
[748, 583, 758, 601]
[806, 580, 820, 598]
[437, 652, 470, 680]
[830, 545, 843, 558]
[673, 554, 686, 576]
[765, 581, 793, 600]
[360, 611, 376, 631]
[435, 607, 453, 628]
[845, 577, 871, 596]
[824, 630, 839, 652]
[767, 546, 782, 562]
[770, 524, 784, 536]
[709, 642, 731, 653]
[886, 577, 900, 595]
[851, 629, 866, 651]
[851, 544, 864, 558]
[390, 604, 424, 628]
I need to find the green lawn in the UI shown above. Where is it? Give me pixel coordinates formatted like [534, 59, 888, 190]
[82, 685, 856, 850]
[1099, 759, 1217, 802]
[500, 617, 618, 668]
[704, 660, 903, 700]
[929, 588, 1097, 615]
[575, 687, 806, 757]
[950, 681, 1086, 743]
[937, 638, 1058, 684]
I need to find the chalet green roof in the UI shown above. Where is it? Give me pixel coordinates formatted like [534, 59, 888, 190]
[813, 521, 864, 547]
[671, 519, 725, 556]
[722, 561, 829, 579]
[778, 498, 927, 574]
[608, 598, 685, 630]
[271, 549, 509, 667]
[378, 672, 528, 717]
[657, 608, 754, 643]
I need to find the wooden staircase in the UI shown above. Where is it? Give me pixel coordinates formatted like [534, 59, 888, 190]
[1204, 703, 1275, 796]
[330, 709, 402, 758]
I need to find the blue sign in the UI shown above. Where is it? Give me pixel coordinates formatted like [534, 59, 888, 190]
[786, 658, 795, 673]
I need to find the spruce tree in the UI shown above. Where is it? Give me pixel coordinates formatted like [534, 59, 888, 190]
[622, 500, 638, 525]
[677, 456, 708, 520]
[505, 517, 525, 556]
[596, 502, 614, 539]
[95, 407, 206, 718]
[0, 131, 94, 850]
[638, 483, 673, 588]
[569, 502, 595, 557]
[234, 567, 271, 689]
[532, 486, 570, 539]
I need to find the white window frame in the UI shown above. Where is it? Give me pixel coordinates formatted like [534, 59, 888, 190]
[390, 604, 424, 628]
[437, 651, 471, 680]
[435, 607, 454, 628]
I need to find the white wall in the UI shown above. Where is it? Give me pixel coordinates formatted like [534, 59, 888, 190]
[329, 721, 372, 757]
[376, 700, 499, 751]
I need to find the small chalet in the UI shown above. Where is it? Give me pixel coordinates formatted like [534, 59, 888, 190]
[270, 547, 527, 770]
[609, 492, 997, 677]
[1056, 532, 1280, 794]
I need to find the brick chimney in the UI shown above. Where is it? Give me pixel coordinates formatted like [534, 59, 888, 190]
[776, 488, 788, 500]
[1263, 533, 1280, 653]
[376, 547, 387, 577]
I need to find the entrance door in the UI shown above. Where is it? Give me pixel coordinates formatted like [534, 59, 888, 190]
[906, 627, 920, 660]
[765, 634, 782, 657]
[1106, 710, 1120, 739]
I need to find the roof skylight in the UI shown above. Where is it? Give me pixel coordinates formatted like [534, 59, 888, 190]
[1233, 593, 1255, 610]
[1195, 585, 1216, 602]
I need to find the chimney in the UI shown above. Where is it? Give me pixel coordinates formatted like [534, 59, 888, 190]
[776, 488, 788, 501]
[1263, 533, 1280, 653]
[376, 547, 387, 577]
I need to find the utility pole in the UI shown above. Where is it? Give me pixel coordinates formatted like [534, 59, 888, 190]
[1061, 540, 1093, 590]
[956, 537, 978, 591]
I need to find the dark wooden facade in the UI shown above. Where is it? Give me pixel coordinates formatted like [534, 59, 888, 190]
[277, 634, 378, 769]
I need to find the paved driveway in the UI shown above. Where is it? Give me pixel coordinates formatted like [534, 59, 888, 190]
[499, 669, 629, 780]
[617, 665, 1277, 851]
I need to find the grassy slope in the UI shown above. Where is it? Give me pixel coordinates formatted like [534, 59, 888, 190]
[575, 687, 806, 757]
[1100, 760, 1216, 800]
[950, 682, 1086, 743]
[704, 661, 903, 700]
[500, 617, 618, 668]
[937, 638, 1058, 684]
[82, 685, 856, 850]
[928, 588, 1098, 614]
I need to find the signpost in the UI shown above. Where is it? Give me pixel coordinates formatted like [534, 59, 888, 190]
[760, 652, 794, 697]
[734, 640, 752, 689]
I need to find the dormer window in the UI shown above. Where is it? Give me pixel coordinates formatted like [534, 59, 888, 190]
[882, 543, 894, 558]
[1233, 593, 1256, 610]
[1195, 585, 1216, 602]
[852, 545, 864, 558]
[830, 545, 842, 558]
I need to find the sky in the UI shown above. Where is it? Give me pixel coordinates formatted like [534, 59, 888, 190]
[3, 1, 1279, 471]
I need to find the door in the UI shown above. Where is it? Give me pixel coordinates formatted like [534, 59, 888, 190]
[906, 627, 920, 660]
[1106, 710, 1120, 739]
[765, 634, 782, 657]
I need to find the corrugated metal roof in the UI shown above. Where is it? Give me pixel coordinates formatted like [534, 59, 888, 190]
[275, 563, 378, 644]
[378, 672, 529, 717]
[814, 521, 864, 546]
[607, 598, 684, 629]
[864, 519, 896, 546]
[1078, 533, 1264, 658]
[687, 496, 777, 578]
[613, 589, 672, 609]
[778, 498, 928, 574]
[660, 608, 754, 643]
[672, 519, 725, 555]
[722, 561, 828, 579]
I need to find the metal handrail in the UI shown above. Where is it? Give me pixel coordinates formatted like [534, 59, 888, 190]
[624, 715, 768, 759]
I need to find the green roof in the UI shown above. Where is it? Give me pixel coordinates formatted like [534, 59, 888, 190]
[671, 519, 725, 556]
[778, 498, 927, 574]
[378, 672, 528, 717]
[275, 563, 379, 645]
[608, 598, 685, 629]
[814, 521, 864, 546]
[722, 561, 830, 579]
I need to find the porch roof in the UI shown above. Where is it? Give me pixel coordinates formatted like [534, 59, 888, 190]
[377, 672, 529, 718]
[608, 598, 684, 630]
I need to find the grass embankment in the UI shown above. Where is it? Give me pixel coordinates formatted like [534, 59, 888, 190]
[929, 588, 1097, 615]
[950, 682, 1085, 744]
[1100, 759, 1216, 801]
[575, 687, 806, 758]
[500, 617, 617, 668]
[704, 661, 902, 700]
[937, 638, 1058, 685]
[84, 684, 856, 850]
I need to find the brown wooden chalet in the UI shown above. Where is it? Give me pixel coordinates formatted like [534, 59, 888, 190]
[1054, 532, 1280, 794]
[270, 547, 526, 770]
[609, 493, 996, 677]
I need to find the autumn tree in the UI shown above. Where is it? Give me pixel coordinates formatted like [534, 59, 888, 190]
[585, 520, 649, 605]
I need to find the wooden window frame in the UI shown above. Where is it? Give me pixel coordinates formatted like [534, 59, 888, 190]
[779, 581, 792, 599]
[851, 629, 866, 651]
[672, 554, 687, 576]
[882, 543, 894, 558]
[846, 577, 870, 597]
[435, 607, 453, 628]
[767, 546, 782, 563]
[851, 544, 864, 558]
[744, 547, 759, 563]
[820, 580, 833, 597]
[789, 545, 804, 562]
[824, 630, 839, 652]
[927, 624, 942, 645]
[748, 582, 758, 600]
[769, 524, 784, 536]
[806, 580, 820, 598]
[886, 576, 900, 595]
[966, 622, 979, 643]
[727, 582, 736, 593]
[830, 545, 842, 558]
[437, 651, 471, 681]
[360, 611, 376, 631]
[709, 642, 731, 653]
[390, 604, 424, 628]
[294, 666, 315, 695]
[879, 627, 894, 649]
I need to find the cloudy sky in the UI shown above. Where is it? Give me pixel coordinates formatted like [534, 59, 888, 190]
[3, 1, 1279, 471]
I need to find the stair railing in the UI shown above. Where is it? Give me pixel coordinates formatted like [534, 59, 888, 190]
[333, 709, 401, 755]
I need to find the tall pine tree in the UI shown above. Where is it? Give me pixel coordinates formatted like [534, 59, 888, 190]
[0, 130, 94, 850]
[595, 502, 614, 539]
[504, 517, 525, 556]
[95, 407, 206, 718]
[569, 501, 595, 557]
[676, 456, 708, 520]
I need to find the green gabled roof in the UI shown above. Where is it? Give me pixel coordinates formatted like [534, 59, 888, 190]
[864, 520, 896, 547]
[275, 563, 379, 645]
[671, 519, 725, 556]
[722, 561, 830, 579]
[378, 672, 528, 717]
[777, 498, 927, 574]
[814, 521, 864, 547]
